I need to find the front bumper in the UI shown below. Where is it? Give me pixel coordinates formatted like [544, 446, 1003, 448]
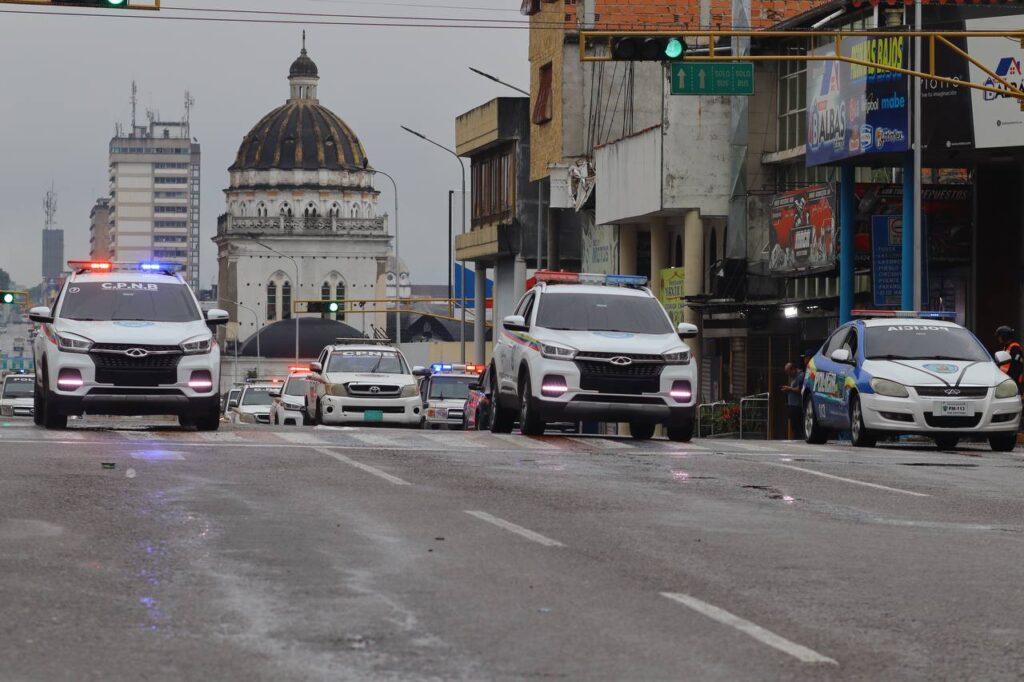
[276, 406, 305, 425]
[860, 391, 1021, 434]
[526, 356, 697, 425]
[423, 401, 466, 427]
[320, 394, 423, 425]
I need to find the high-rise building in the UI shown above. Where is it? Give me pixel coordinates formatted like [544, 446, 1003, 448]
[89, 197, 112, 261]
[41, 186, 64, 280]
[109, 117, 201, 289]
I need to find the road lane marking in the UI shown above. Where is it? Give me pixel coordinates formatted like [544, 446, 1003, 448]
[346, 431, 405, 448]
[464, 510, 564, 547]
[763, 462, 930, 497]
[314, 447, 410, 486]
[274, 431, 324, 445]
[660, 593, 838, 665]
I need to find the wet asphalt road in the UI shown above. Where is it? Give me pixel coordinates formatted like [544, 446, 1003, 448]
[1, 419, 1023, 681]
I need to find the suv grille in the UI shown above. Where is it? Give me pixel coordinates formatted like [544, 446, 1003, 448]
[923, 413, 983, 429]
[915, 386, 989, 398]
[90, 345, 182, 387]
[574, 352, 665, 395]
[346, 383, 401, 397]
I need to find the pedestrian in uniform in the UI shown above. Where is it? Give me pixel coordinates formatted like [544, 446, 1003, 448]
[995, 326, 1023, 389]
[781, 362, 805, 440]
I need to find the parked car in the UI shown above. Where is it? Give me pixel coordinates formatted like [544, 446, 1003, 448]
[230, 382, 278, 425]
[420, 363, 483, 430]
[269, 372, 311, 426]
[0, 373, 35, 417]
[463, 365, 494, 430]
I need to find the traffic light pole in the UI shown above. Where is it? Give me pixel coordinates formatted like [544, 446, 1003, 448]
[0, 0, 160, 9]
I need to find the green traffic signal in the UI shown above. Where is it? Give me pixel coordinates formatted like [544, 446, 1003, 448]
[610, 36, 687, 62]
[52, 1, 131, 8]
[665, 38, 685, 59]
[328, 302, 340, 313]
[1, 293, 14, 305]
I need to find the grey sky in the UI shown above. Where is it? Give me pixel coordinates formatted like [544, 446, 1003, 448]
[0, 0, 527, 289]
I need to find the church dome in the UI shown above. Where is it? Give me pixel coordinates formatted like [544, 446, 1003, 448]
[230, 38, 368, 173]
[230, 102, 368, 172]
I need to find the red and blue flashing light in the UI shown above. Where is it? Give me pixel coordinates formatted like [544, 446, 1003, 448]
[528, 270, 649, 289]
[850, 309, 956, 320]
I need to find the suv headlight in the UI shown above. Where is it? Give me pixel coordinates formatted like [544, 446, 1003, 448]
[401, 384, 419, 398]
[55, 332, 92, 354]
[870, 377, 909, 398]
[328, 383, 349, 397]
[181, 335, 213, 355]
[539, 341, 577, 360]
[663, 349, 691, 365]
[995, 379, 1019, 399]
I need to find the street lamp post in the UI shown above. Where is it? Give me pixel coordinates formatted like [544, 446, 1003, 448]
[247, 237, 300, 364]
[224, 298, 262, 379]
[400, 125, 468, 363]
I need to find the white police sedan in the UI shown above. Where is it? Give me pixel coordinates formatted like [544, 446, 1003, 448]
[803, 313, 1020, 451]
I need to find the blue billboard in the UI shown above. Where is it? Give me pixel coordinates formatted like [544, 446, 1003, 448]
[871, 215, 928, 307]
[806, 36, 910, 166]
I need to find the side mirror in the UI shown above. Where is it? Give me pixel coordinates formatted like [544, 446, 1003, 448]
[206, 309, 230, 326]
[310, 361, 323, 373]
[28, 306, 53, 324]
[503, 314, 527, 331]
[269, 390, 281, 398]
[830, 348, 853, 364]
[228, 399, 239, 409]
[412, 366, 431, 377]
[677, 322, 698, 339]
[995, 350, 1012, 365]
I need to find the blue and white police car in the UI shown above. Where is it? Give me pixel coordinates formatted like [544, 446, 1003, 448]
[803, 312, 1021, 451]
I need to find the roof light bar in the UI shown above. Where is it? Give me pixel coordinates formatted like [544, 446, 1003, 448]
[69, 260, 113, 272]
[851, 309, 957, 319]
[533, 271, 649, 287]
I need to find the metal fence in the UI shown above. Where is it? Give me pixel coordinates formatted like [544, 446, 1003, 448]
[697, 393, 770, 439]
[739, 392, 770, 440]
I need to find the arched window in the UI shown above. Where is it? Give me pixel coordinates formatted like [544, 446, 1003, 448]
[350, 203, 359, 218]
[304, 202, 319, 218]
[281, 282, 292, 320]
[329, 202, 340, 218]
[256, 201, 268, 218]
[280, 202, 293, 218]
[362, 202, 372, 218]
[266, 282, 277, 321]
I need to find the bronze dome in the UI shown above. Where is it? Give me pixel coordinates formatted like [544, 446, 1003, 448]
[230, 102, 368, 172]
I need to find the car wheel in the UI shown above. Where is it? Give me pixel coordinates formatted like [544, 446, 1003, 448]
[518, 374, 545, 436]
[667, 420, 694, 443]
[490, 399, 514, 434]
[195, 401, 221, 432]
[314, 399, 324, 426]
[934, 435, 959, 450]
[302, 400, 313, 426]
[849, 395, 876, 448]
[42, 394, 67, 430]
[989, 432, 1017, 452]
[804, 396, 828, 445]
[629, 422, 656, 440]
[32, 381, 44, 426]
[178, 414, 195, 428]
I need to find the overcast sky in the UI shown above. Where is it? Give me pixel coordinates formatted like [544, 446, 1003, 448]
[0, 0, 527, 289]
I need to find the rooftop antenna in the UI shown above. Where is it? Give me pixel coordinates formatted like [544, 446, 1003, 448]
[302, 29, 306, 53]
[130, 80, 138, 130]
[43, 183, 57, 231]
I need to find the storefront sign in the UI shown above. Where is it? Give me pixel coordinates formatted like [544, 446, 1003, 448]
[806, 37, 910, 166]
[870, 215, 928, 307]
[581, 218, 619, 275]
[967, 16, 1024, 149]
[659, 267, 686, 326]
[768, 184, 837, 276]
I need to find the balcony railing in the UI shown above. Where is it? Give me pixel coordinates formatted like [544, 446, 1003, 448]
[218, 215, 388, 237]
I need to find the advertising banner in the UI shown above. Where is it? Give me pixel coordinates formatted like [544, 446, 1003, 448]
[581, 219, 619, 275]
[768, 184, 837, 276]
[659, 267, 686, 326]
[871, 215, 928, 307]
[806, 37, 910, 166]
[966, 16, 1024, 149]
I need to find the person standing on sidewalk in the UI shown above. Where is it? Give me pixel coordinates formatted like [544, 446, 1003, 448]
[780, 362, 805, 440]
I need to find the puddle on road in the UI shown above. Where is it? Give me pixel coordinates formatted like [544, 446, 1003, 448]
[899, 462, 979, 468]
[741, 485, 796, 504]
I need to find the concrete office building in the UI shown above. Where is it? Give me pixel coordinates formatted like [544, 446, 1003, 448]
[109, 119, 201, 288]
[89, 197, 112, 261]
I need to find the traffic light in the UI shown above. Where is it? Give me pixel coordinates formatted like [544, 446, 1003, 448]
[611, 36, 687, 62]
[51, 0, 131, 8]
[0, 292, 17, 305]
[306, 301, 344, 317]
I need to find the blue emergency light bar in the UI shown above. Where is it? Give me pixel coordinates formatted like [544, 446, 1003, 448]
[850, 309, 957, 319]
[534, 270, 649, 287]
[68, 260, 186, 274]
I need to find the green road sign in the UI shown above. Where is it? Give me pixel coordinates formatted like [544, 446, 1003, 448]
[671, 62, 754, 96]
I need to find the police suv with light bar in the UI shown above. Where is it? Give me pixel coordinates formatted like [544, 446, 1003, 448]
[29, 261, 229, 430]
[803, 311, 1021, 451]
[491, 271, 699, 441]
[420, 363, 483, 430]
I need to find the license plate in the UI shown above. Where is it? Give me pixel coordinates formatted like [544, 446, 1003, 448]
[364, 410, 384, 422]
[938, 401, 970, 416]
[435, 408, 448, 419]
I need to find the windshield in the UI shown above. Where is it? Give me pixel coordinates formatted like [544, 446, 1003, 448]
[241, 386, 276, 406]
[327, 350, 407, 374]
[535, 293, 673, 334]
[864, 325, 991, 362]
[59, 282, 200, 323]
[3, 377, 33, 398]
[284, 378, 309, 397]
[428, 376, 476, 401]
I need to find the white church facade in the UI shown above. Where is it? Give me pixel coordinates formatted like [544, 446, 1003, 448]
[215, 37, 395, 350]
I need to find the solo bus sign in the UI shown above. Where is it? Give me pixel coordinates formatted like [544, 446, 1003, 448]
[806, 36, 910, 166]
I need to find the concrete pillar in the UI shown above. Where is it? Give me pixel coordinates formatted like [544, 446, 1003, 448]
[650, 220, 669, 298]
[473, 265, 486, 364]
[493, 255, 516, 327]
[513, 254, 527, 302]
[840, 165, 855, 324]
[901, 153, 915, 311]
[547, 209, 560, 270]
[683, 210, 703, 370]
[619, 226, 637, 275]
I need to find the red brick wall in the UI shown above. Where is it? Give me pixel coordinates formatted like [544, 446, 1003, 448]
[579, 1, 831, 30]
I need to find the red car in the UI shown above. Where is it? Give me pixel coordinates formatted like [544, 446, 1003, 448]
[462, 365, 493, 430]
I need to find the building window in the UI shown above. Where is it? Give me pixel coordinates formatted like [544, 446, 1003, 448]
[267, 282, 277, 321]
[256, 202, 268, 218]
[305, 202, 318, 217]
[329, 202, 340, 218]
[351, 203, 359, 218]
[280, 202, 293, 217]
[282, 282, 292, 320]
[777, 56, 807, 153]
[533, 63, 553, 125]
[471, 147, 515, 223]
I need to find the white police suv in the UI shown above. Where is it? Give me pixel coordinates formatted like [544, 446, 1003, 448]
[0, 372, 35, 417]
[491, 271, 698, 441]
[29, 261, 228, 430]
[305, 340, 422, 426]
[420, 363, 484, 430]
[803, 312, 1021, 451]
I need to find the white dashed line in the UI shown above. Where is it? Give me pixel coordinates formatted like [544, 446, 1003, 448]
[661, 593, 838, 665]
[764, 462, 930, 497]
[314, 447, 410, 486]
[464, 510, 565, 547]
[274, 430, 324, 445]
